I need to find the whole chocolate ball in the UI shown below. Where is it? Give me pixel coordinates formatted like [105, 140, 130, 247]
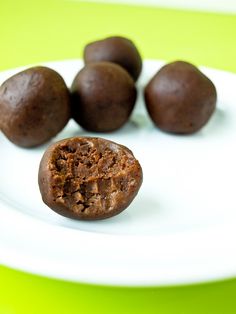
[71, 62, 137, 132]
[38, 137, 143, 220]
[84, 36, 142, 81]
[0, 66, 71, 147]
[144, 61, 217, 134]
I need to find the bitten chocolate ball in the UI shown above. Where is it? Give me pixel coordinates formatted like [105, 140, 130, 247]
[38, 137, 143, 220]
[84, 36, 142, 81]
[71, 62, 137, 132]
[144, 61, 217, 134]
[0, 66, 71, 147]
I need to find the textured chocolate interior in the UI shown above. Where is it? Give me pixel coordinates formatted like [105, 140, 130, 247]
[47, 138, 141, 218]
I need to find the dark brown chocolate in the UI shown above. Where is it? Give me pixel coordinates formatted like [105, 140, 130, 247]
[38, 137, 143, 220]
[144, 61, 217, 134]
[84, 36, 142, 81]
[0, 66, 71, 147]
[71, 62, 137, 132]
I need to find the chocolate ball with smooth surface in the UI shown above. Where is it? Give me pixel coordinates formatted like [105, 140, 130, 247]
[144, 61, 217, 134]
[71, 62, 137, 132]
[0, 66, 71, 147]
[38, 136, 143, 220]
[84, 36, 142, 81]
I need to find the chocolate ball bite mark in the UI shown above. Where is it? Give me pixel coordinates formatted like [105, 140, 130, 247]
[145, 61, 217, 134]
[38, 137, 143, 220]
[0, 66, 71, 147]
[71, 62, 137, 132]
[84, 36, 142, 81]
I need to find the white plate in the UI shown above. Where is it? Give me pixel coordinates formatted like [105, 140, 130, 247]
[0, 60, 236, 287]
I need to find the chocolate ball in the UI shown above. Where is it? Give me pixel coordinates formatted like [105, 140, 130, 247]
[0, 66, 71, 147]
[71, 62, 137, 132]
[144, 61, 217, 134]
[38, 137, 143, 220]
[84, 36, 142, 81]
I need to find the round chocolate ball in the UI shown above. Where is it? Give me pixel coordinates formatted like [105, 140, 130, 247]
[38, 136, 143, 220]
[84, 36, 142, 81]
[144, 61, 217, 134]
[71, 62, 137, 132]
[0, 66, 71, 147]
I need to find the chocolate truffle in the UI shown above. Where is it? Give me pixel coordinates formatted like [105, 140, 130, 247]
[144, 61, 217, 134]
[84, 36, 142, 81]
[38, 137, 143, 220]
[0, 66, 71, 147]
[71, 62, 137, 132]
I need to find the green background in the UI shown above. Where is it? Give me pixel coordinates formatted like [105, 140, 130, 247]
[0, 0, 236, 313]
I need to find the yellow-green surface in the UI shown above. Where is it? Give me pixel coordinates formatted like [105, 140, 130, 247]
[0, 0, 236, 72]
[0, 265, 236, 314]
[0, 1, 236, 313]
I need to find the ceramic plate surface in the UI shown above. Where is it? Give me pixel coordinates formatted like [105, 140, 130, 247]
[0, 60, 236, 286]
